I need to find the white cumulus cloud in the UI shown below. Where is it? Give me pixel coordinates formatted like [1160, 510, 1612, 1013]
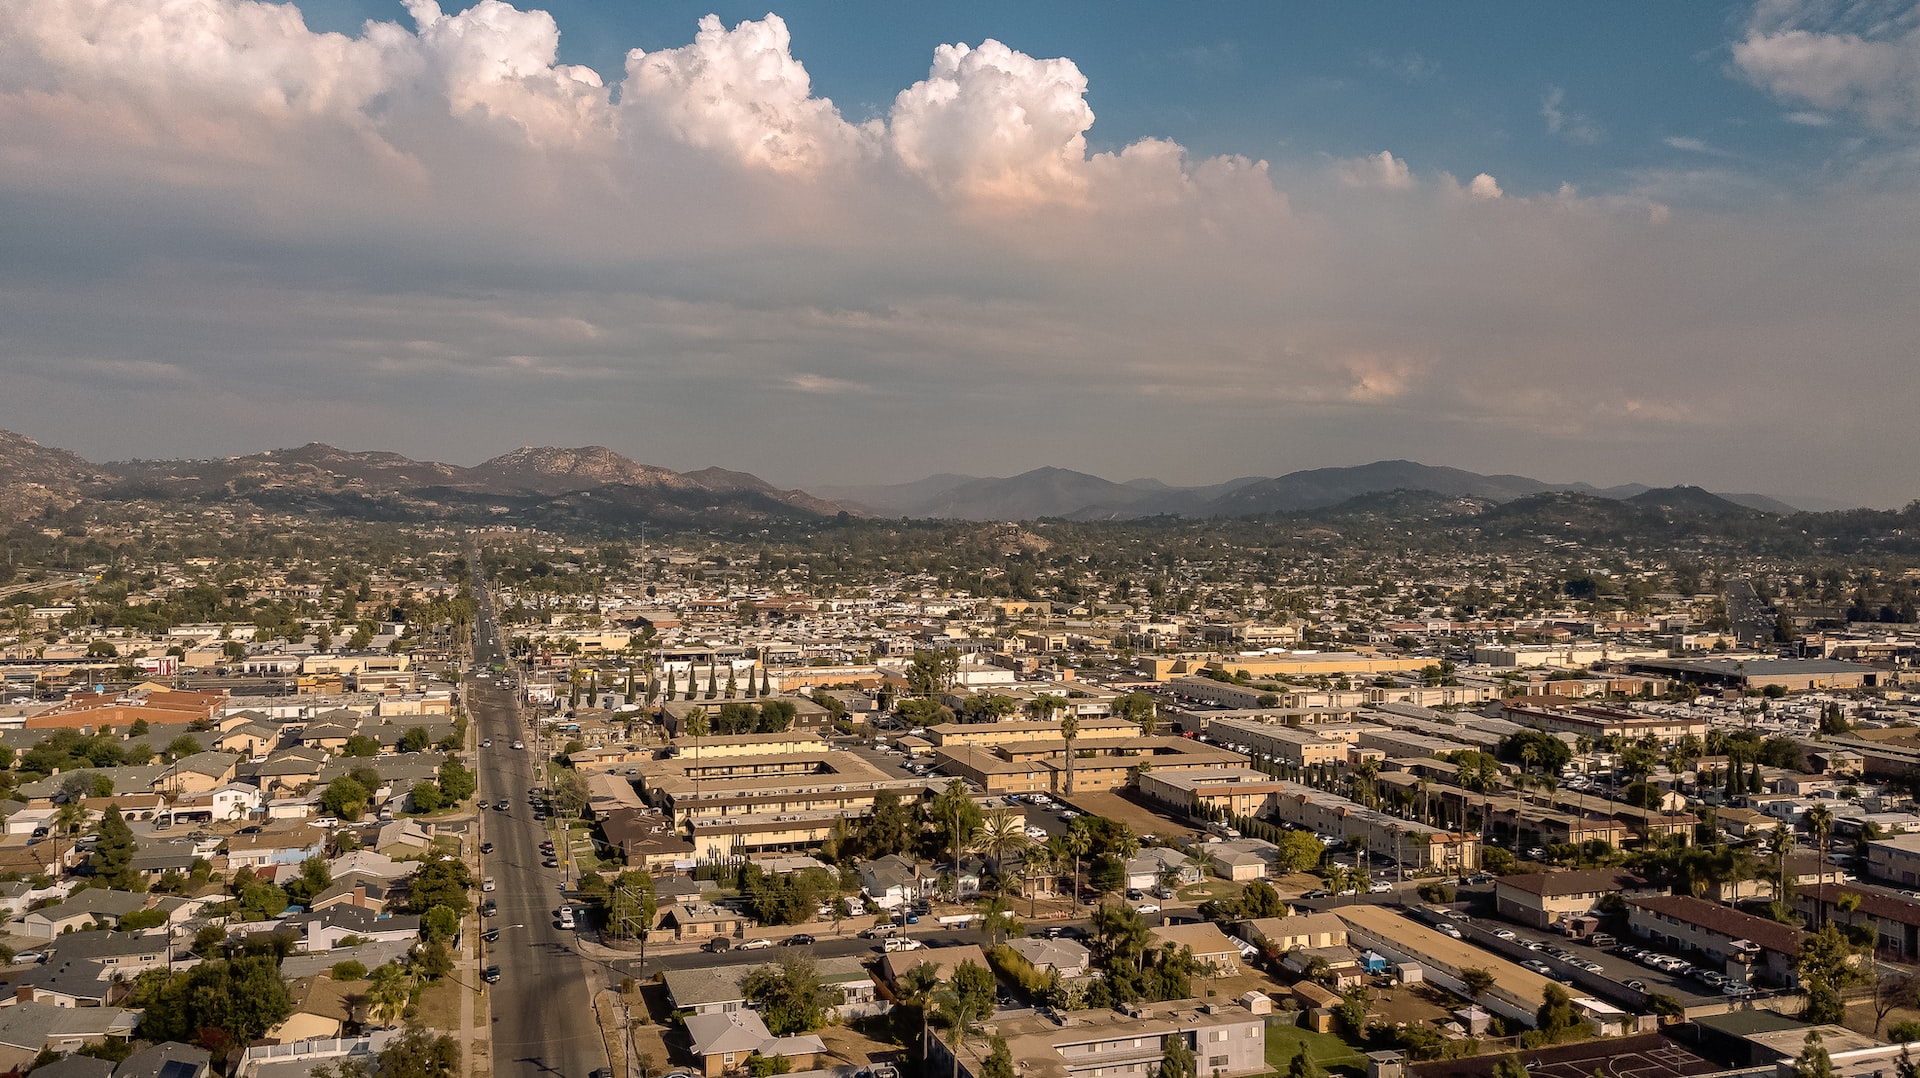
[888, 39, 1097, 204]
[622, 13, 876, 174]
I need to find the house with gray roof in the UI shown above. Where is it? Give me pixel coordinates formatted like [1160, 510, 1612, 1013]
[114, 1041, 211, 1078]
[0, 1000, 137, 1070]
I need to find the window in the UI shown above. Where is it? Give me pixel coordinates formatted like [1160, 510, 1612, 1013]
[1209, 1057, 1228, 1069]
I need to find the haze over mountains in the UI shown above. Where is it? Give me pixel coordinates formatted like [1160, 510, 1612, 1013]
[0, 428, 1847, 527]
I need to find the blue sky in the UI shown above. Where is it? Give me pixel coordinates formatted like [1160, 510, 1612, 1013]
[290, 1, 1835, 199]
[2, 0, 1918, 506]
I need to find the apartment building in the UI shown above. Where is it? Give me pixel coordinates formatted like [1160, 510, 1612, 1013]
[937, 997, 1268, 1078]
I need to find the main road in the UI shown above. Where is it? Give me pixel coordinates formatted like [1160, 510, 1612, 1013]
[467, 551, 610, 1078]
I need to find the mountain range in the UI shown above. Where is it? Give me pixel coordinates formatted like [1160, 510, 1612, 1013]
[0, 428, 1845, 527]
[813, 461, 1824, 519]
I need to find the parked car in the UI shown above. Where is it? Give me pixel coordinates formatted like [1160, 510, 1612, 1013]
[883, 937, 924, 952]
[480, 900, 497, 917]
[1493, 929, 1517, 941]
[480, 842, 494, 855]
[494, 799, 509, 811]
[483, 877, 496, 892]
[1522, 960, 1553, 976]
[482, 928, 500, 944]
[783, 934, 816, 947]
[859, 925, 900, 940]
[1300, 889, 1330, 900]
[482, 965, 501, 983]
[1369, 882, 1393, 894]
[738, 938, 775, 950]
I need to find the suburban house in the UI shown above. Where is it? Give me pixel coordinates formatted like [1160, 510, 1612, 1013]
[1150, 923, 1243, 975]
[682, 1010, 825, 1078]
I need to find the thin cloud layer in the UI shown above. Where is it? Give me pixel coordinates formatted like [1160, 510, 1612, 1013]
[0, 0, 1916, 505]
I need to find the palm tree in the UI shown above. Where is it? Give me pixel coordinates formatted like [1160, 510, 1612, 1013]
[896, 963, 942, 1065]
[1188, 846, 1219, 883]
[1806, 804, 1835, 928]
[1020, 846, 1056, 918]
[1059, 712, 1079, 797]
[1061, 826, 1091, 907]
[975, 808, 1032, 877]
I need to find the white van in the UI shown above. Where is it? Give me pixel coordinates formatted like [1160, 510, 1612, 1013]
[557, 907, 576, 930]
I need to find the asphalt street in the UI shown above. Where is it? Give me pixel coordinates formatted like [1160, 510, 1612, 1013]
[469, 559, 611, 1078]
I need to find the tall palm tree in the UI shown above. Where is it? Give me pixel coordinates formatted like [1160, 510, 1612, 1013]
[1805, 804, 1835, 928]
[1059, 712, 1079, 797]
[1020, 846, 1056, 918]
[975, 808, 1032, 878]
[1061, 827, 1091, 907]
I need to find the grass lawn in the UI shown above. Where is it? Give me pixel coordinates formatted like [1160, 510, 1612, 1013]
[1264, 1023, 1367, 1076]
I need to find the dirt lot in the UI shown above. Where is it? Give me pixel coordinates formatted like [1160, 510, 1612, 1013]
[1058, 790, 1198, 842]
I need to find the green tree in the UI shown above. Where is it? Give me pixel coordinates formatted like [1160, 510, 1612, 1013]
[410, 781, 444, 813]
[1160, 1034, 1196, 1078]
[89, 804, 141, 890]
[341, 734, 381, 758]
[128, 953, 293, 1060]
[398, 727, 431, 754]
[1460, 967, 1496, 1000]
[284, 856, 333, 906]
[1286, 1049, 1323, 1078]
[1797, 924, 1865, 1024]
[436, 757, 477, 803]
[320, 776, 370, 821]
[422, 905, 460, 942]
[606, 870, 657, 940]
[406, 858, 473, 916]
[742, 959, 845, 1035]
[980, 1037, 1014, 1078]
[1792, 1029, 1835, 1078]
[1492, 1059, 1530, 1078]
[371, 1025, 460, 1078]
[163, 734, 203, 761]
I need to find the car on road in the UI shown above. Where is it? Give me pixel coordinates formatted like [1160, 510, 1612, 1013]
[543, 857, 559, 868]
[494, 799, 509, 811]
[1493, 929, 1516, 941]
[482, 965, 501, 983]
[557, 907, 576, 930]
[1624, 980, 1647, 992]
[883, 937, 924, 952]
[1335, 887, 1358, 898]
[783, 934, 816, 947]
[1436, 923, 1463, 939]
[1299, 889, 1330, 900]
[1722, 983, 1755, 997]
[1368, 882, 1392, 894]
[480, 842, 494, 855]
[858, 926, 900, 940]
[1135, 903, 1160, 914]
[1521, 960, 1553, 976]
[481, 739, 492, 748]
[1580, 961, 1605, 973]
[738, 938, 775, 950]
[482, 929, 500, 944]
[1025, 826, 1049, 840]
[483, 877, 496, 892]
[512, 740, 525, 750]
[480, 900, 497, 917]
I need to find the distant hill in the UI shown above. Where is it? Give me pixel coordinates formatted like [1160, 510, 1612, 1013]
[826, 459, 1832, 521]
[0, 429, 103, 517]
[0, 430, 844, 527]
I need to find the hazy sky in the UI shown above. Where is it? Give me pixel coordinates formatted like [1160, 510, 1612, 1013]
[3, 0, 1918, 505]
